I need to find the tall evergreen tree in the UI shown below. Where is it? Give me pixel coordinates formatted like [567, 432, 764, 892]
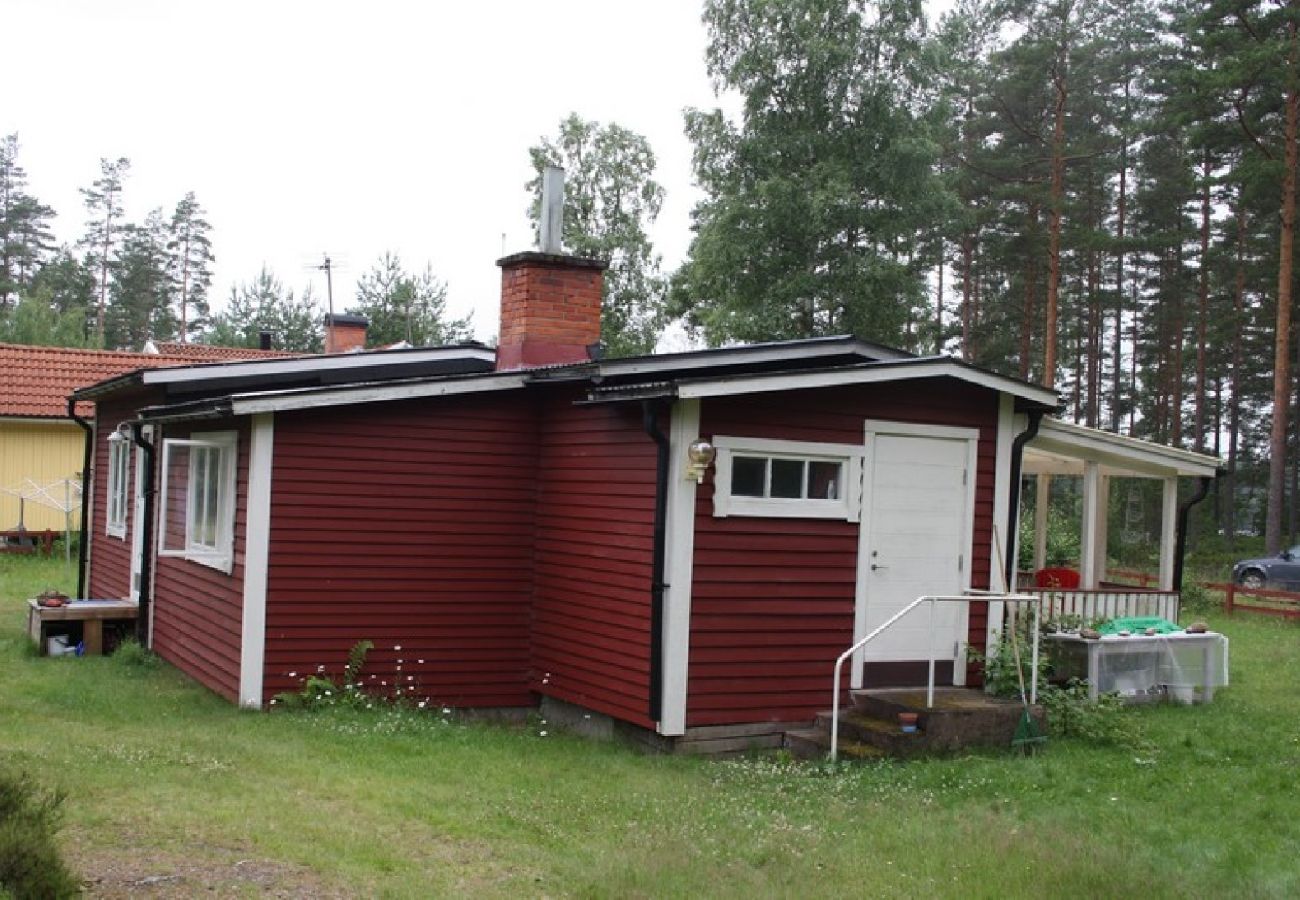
[167, 192, 215, 342]
[79, 156, 130, 341]
[528, 113, 666, 356]
[349, 253, 471, 348]
[0, 134, 56, 304]
[105, 209, 175, 350]
[207, 267, 322, 352]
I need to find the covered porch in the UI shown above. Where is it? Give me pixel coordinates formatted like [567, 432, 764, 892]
[1017, 419, 1221, 622]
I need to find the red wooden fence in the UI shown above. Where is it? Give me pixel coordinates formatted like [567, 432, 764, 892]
[1104, 568, 1300, 620]
[1206, 582, 1300, 620]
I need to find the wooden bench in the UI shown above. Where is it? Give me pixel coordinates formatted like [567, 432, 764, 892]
[27, 599, 139, 656]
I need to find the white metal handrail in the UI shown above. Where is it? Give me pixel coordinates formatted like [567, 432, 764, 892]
[829, 590, 1042, 761]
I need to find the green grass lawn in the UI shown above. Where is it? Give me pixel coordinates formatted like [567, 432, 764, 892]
[2, 555, 1299, 898]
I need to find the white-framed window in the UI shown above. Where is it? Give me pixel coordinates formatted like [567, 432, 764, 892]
[105, 434, 131, 539]
[712, 436, 864, 521]
[158, 430, 238, 573]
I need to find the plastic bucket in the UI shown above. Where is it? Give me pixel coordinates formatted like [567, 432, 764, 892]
[47, 636, 76, 657]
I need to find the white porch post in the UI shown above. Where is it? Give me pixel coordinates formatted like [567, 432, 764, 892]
[1092, 475, 1110, 587]
[1158, 476, 1179, 591]
[1080, 461, 1101, 589]
[1033, 474, 1050, 572]
[987, 398, 1017, 656]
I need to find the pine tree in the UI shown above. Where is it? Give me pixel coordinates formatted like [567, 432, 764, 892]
[79, 156, 130, 341]
[167, 192, 215, 342]
[349, 253, 471, 348]
[105, 209, 175, 350]
[0, 134, 56, 304]
[207, 267, 322, 352]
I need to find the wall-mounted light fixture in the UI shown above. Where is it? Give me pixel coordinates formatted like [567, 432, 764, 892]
[107, 423, 132, 444]
[685, 439, 716, 483]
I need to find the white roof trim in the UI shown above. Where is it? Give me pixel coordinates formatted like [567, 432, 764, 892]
[1026, 419, 1220, 479]
[597, 338, 908, 378]
[674, 359, 1060, 406]
[140, 345, 495, 386]
[230, 372, 527, 415]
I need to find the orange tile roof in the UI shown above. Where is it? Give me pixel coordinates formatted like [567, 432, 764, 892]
[145, 341, 302, 361]
[0, 343, 195, 419]
[0, 340, 303, 419]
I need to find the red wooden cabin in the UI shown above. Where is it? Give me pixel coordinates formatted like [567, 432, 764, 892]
[76, 250, 1065, 749]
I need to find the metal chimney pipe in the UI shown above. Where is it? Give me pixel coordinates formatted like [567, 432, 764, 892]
[539, 165, 564, 254]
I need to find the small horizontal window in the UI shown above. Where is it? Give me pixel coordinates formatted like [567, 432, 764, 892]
[712, 437, 863, 521]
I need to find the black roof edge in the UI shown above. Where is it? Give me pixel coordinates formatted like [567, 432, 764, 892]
[68, 342, 498, 400]
[135, 396, 233, 424]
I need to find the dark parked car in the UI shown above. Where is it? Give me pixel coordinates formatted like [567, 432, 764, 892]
[1233, 546, 1300, 590]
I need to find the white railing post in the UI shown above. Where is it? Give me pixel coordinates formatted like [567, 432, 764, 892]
[926, 598, 937, 709]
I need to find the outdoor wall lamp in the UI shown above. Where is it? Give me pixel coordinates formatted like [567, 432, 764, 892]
[107, 423, 132, 443]
[685, 439, 715, 483]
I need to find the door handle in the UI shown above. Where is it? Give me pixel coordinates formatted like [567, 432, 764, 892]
[871, 563, 888, 571]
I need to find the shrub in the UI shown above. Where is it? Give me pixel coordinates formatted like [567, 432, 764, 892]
[0, 769, 79, 899]
[971, 617, 1052, 699]
[1178, 582, 1219, 617]
[1039, 680, 1150, 750]
[111, 638, 160, 671]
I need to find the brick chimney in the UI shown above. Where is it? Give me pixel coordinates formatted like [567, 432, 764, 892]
[324, 313, 368, 353]
[495, 251, 605, 370]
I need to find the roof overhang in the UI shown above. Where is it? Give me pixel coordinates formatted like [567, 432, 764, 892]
[1024, 419, 1221, 479]
[135, 370, 529, 422]
[671, 357, 1060, 408]
[72, 344, 497, 401]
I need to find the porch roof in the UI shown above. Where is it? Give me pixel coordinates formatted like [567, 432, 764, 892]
[1023, 419, 1221, 480]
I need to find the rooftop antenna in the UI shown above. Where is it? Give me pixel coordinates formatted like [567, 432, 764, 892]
[539, 165, 564, 254]
[317, 254, 336, 319]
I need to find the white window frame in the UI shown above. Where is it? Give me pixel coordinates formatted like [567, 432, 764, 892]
[105, 434, 130, 539]
[712, 435, 865, 521]
[158, 430, 238, 573]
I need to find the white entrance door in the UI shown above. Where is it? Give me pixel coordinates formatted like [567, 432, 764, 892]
[854, 422, 978, 688]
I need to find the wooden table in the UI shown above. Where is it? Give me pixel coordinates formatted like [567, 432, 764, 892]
[27, 599, 139, 656]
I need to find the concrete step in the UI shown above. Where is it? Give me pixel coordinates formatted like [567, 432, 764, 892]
[784, 728, 883, 761]
[850, 687, 1045, 753]
[813, 710, 928, 757]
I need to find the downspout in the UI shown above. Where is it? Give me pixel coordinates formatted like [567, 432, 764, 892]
[1004, 410, 1045, 590]
[129, 422, 157, 645]
[642, 399, 672, 723]
[1172, 474, 1215, 592]
[68, 397, 94, 599]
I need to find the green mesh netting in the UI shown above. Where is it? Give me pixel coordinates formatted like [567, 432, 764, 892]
[1096, 616, 1181, 635]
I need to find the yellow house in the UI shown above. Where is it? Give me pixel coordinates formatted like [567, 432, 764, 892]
[1, 342, 302, 540]
[0, 344, 190, 536]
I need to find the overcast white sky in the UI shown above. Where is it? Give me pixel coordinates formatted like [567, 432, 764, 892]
[7, 1, 952, 346]
[5, 0, 729, 342]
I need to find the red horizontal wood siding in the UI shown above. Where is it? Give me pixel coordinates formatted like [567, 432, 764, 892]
[263, 394, 539, 708]
[87, 395, 147, 601]
[150, 418, 250, 703]
[687, 381, 1000, 727]
[530, 392, 658, 729]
